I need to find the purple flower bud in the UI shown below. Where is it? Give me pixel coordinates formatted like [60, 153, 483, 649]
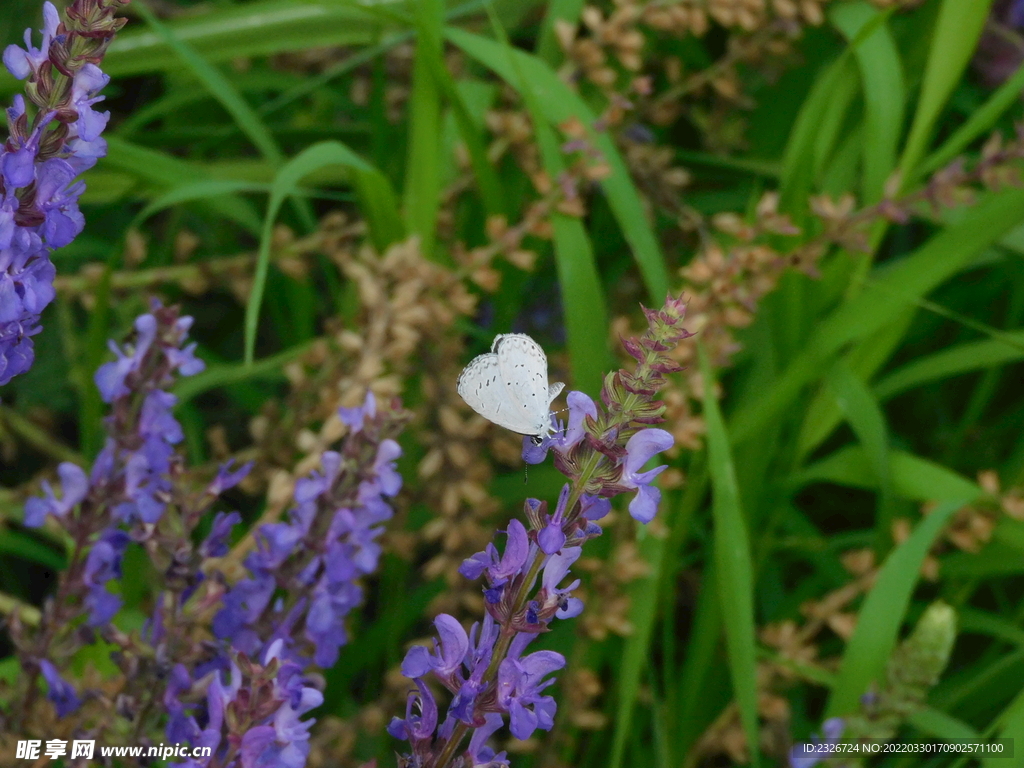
[38, 659, 80, 718]
[537, 484, 570, 555]
[339, 391, 377, 433]
[208, 459, 253, 496]
[200, 511, 241, 558]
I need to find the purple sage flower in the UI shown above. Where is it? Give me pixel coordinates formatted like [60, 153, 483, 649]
[38, 659, 80, 718]
[1, 0, 123, 386]
[620, 428, 674, 523]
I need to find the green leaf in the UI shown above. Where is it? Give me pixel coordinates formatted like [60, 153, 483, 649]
[830, 1, 904, 203]
[908, 708, 979, 740]
[825, 496, 975, 717]
[172, 342, 310, 406]
[415, 10, 505, 217]
[796, 310, 914, 459]
[133, 3, 283, 165]
[133, 180, 269, 226]
[404, 0, 445, 261]
[446, 26, 670, 301]
[874, 331, 1024, 401]
[918, 58, 1024, 178]
[985, 687, 1024, 768]
[476, 7, 609, 394]
[243, 141, 402, 364]
[791, 445, 982, 502]
[103, 137, 263, 235]
[0, 529, 65, 570]
[826, 359, 895, 550]
[536, 0, 584, 64]
[611, 527, 668, 768]
[897, 0, 996, 182]
[102, 0, 383, 78]
[699, 345, 760, 768]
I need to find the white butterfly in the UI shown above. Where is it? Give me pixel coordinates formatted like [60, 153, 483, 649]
[457, 333, 565, 441]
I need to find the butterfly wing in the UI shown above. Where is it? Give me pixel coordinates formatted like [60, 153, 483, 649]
[457, 351, 539, 435]
[494, 334, 562, 437]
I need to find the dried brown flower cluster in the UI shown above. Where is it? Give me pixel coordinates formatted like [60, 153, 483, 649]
[893, 470, 1024, 580]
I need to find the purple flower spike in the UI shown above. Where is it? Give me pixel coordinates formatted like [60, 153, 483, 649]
[38, 659, 80, 718]
[620, 428, 674, 523]
[200, 511, 242, 558]
[3, 3, 60, 80]
[23, 462, 88, 527]
[1, 0, 119, 386]
[539, 546, 583, 620]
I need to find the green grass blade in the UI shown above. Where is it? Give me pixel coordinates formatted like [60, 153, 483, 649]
[699, 345, 760, 768]
[918, 59, 1024, 178]
[875, 331, 1024, 401]
[610, 527, 667, 768]
[826, 360, 895, 551]
[403, 0, 445, 261]
[790, 445, 982, 502]
[984, 688, 1024, 768]
[446, 26, 670, 301]
[133, 3, 283, 165]
[478, 5, 609, 393]
[779, 50, 857, 213]
[796, 310, 914, 459]
[104, 137, 263, 234]
[830, 1, 904, 203]
[243, 141, 401, 364]
[897, 0, 996, 182]
[0, 529, 65, 570]
[133, 180, 269, 225]
[825, 496, 976, 717]
[102, 0, 382, 78]
[172, 342, 311, 406]
[414, 12, 505, 217]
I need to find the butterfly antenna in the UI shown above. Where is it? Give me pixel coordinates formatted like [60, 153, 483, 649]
[524, 464, 529, 485]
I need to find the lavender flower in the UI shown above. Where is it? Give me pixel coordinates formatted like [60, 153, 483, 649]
[619, 428, 674, 523]
[16, 304, 244, 733]
[213, 391, 407, 670]
[0, 0, 126, 386]
[495, 636, 563, 741]
[392, 296, 690, 767]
